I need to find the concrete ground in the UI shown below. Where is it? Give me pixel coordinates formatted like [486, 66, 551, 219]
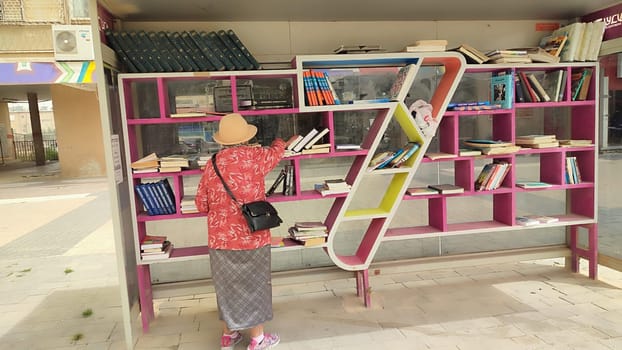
[0, 159, 621, 349]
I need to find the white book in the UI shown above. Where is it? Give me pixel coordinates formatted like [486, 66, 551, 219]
[304, 127, 330, 149]
[577, 22, 593, 62]
[292, 128, 319, 153]
[555, 22, 585, 62]
[586, 21, 606, 61]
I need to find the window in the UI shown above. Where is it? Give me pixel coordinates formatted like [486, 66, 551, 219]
[69, 0, 88, 19]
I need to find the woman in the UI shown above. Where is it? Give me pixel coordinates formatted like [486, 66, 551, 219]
[195, 113, 286, 350]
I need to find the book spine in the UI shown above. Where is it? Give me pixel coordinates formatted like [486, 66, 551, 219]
[188, 30, 225, 71]
[155, 31, 192, 72]
[313, 70, 335, 104]
[292, 128, 319, 153]
[514, 74, 525, 103]
[206, 31, 237, 70]
[519, 71, 539, 102]
[217, 29, 252, 70]
[527, 74, 551, 102]
[174, 31, 213, 71]
[302, 71, 318, 106]
[156, 180, 176, 214]
[226, 29, 261, 69]
[308, 71, 325, 105]
[129, 31, 165, 73]
[304, 127, 329, 149]
[146, 182, 166, 215]
[118, 31, 153, 73]
[161, 178, 178, 214]
[266, 168, 287, 196]
[146, 31, 182, 72]
[165, 31, 200, 71]
[138, 30, 173, 72]
[104, 30, 140, 73]
[135, 184, 156, 215]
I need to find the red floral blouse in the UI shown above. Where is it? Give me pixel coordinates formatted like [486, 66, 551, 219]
[195, 139, 286, 250]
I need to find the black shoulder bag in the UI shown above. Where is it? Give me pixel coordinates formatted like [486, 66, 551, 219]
[211, 153, 282, 232]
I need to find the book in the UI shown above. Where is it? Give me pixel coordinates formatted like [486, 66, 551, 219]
[266, 168, 287, 197]
[480, 145, 521, 155]
[539, 35, 568, 57]
[203, 31, 236, 70]
[491, 72, 513, 109]
[292, 128, 319, 153]
[474, 163, 496, 191]
[576, 68, 593, 101]
[390, 142, 420, 167]
[141, 242, 173, 260]
[270, 236, 285, 248]
[289, 236, 326, 247]
[282, 165, 295, 196]
[314, 183, 350, 196]
[179, 31, 215, 71]
[571, 68, 591, 101]
[515, 134, 557, 144]
[519, 71, 540, 102]
[520, 141, 559, 149]
[140, 235, 168, 250]
[586, 21, 606, 61]
[217, 29, 253, 70]
[553, 22, 585, 62]
[458, 149, 482, 156]
[389, 64, 417, 101]
[406, 187, 439, 196]
[425, 152, 457, 160]
[516, 181, 552, 189]
[336, 144, 362, 150]
[304, 127, 330, 149]
[428, 184, 464, 194]
[324, 178, 350, 190]
[463, 140, 513, 149]
[301, 147, 330, 155]
[450, 44, 489, 64]
[559, 139, 593, 147]
[403, 40, 447, 52]
[511, 47, 560, 63]
[135, 185, 157, 216]
[516, 216, 540, 226]
[577, 22, 594, 62]
[285, 134, 303, 150]
[524, 215, 559, 224]
[142, 240, 171, 254]
[132, 152, 159, 170]
[226, 29, 261, 69]
[527, 74, 551, 102]
[294, 221, 328, 231]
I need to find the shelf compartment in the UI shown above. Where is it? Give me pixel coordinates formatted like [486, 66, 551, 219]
[139, 245, 210, 264]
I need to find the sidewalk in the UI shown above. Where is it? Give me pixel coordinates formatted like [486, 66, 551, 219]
[0, 161, 621, 349]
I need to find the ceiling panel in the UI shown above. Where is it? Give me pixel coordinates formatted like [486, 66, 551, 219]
[99, 0, 619, 22]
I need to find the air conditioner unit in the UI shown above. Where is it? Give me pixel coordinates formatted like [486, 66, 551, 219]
[52, 24, 95, 61]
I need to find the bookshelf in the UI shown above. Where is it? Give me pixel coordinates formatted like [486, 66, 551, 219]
[119, 55, 598, 331]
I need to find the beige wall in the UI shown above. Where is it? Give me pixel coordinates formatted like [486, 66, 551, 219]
[51, 84, 106, 178]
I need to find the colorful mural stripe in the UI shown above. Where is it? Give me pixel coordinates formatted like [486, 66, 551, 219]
[0, 61, 96, 85]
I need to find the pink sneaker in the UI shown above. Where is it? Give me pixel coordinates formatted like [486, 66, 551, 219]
[247, 333, 280, 350]
[221, 331, 243, 350]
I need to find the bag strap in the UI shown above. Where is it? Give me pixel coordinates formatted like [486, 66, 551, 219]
[211, 153, 240, 205]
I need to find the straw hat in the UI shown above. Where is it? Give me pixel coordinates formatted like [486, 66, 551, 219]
[212, 113, 257, 145]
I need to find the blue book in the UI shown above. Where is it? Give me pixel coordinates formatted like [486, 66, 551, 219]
[161, 178, 177, 214]
[135, 184, 157, 216]
[376, 148, 405, 169]
[145, 183, 166, 215]
[391, 142, 420, 167]
[491, 72, 514, 109]
[154, 181, 175, 214]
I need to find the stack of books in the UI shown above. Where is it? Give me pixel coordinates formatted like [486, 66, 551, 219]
[463, 140, 521, 155]
[314, 178, 351, 196]
[367, 142, 420, 171]
[159, 155, 190, 173]
[485, 49, 532, 64]
[474, 161, 512, 191]
[515, 181, 553, 189]
[450, 43, 490, 64]
[140, 235, 173, 261]
[135, 179, 177, 215]
[287, 221, 328, 247]
[131, 152, 159, 173]
[406, 186, 440, 196]
[180, 195, 198, 214]
[547, 21, 606, 62]
[515, 135, 559, 149]
[427, 184, 464, 195]
[559, 139, 593, 147]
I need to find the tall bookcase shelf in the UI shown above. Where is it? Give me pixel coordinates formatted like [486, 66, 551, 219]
[119, 55, 599, 331]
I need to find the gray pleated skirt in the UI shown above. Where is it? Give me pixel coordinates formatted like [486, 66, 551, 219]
[209, 246, 273, 330]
